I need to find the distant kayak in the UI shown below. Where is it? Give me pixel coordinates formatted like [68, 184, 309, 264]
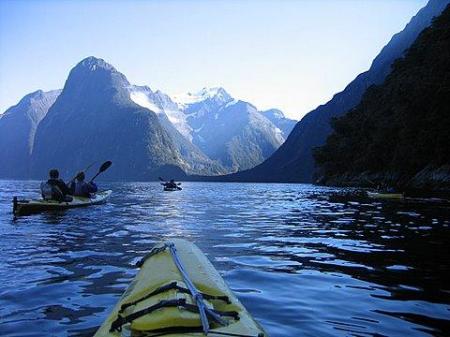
[367, 191, 404, 200]
[94, 238, 267, 337]
[13, 190, 112, 216]
[164, 186, 181, 191]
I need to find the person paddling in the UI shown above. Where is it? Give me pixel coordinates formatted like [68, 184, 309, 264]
[161, 179, 180, 189]
[40, 169, 73, 202]
[70, 171, 98, 197]
[166, 179, 178, 189]
[159, 177, 182, 190]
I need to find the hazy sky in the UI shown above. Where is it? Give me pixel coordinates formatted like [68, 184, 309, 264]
[0, 0, 426, 119]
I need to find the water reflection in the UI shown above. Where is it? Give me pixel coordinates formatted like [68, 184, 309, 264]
[0, 181, 449, 336]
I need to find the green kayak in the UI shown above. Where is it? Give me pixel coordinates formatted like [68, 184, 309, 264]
[164, 186, 181, 191]
[13, 190, 112, 216]
[367, 191, 404, 200]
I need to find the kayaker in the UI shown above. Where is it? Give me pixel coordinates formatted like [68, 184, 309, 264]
[70, 171, 98, 197]
[163, 179, 178, 189]
[40, 169, 73, 202]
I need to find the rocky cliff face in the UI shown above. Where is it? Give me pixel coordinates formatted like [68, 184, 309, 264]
[314, 5, 450, 192]
[0, 89, 60, 178]
[30, 57, 215, 180]
[228, 0, 450, 183]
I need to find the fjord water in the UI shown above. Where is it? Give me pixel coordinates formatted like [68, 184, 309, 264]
[0, 181, 449, 337]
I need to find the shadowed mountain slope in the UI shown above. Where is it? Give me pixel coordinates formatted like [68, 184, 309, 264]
[314, 6, 450, 190]
[0, 89, 60, 178]
[227, 0, 449, 183]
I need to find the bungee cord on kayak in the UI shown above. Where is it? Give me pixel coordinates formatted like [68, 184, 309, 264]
[93, 239, 268, 337]
[167, 241, 227, 334]
[111, 298, 240, 333]
[119, 281, 230, 314]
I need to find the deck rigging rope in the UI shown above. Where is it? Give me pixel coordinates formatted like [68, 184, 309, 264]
[113, 241, 265, 337]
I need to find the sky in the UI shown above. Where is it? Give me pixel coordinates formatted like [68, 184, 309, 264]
[0, 0, 427, 120]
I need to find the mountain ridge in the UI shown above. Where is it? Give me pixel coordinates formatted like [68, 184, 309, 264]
[30, 57, 211, 180]
[0, 89, 61, 178]
[314, 5, 450, 191]
[222, 0, 450, 183]
[0, 58, 292, 179]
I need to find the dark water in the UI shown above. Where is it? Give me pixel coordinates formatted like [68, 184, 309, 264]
[0, 181, 449, 337]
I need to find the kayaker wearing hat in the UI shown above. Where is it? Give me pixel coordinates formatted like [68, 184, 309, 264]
[70, 171, 98, 197]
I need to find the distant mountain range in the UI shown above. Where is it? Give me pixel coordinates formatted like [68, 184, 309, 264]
[227, 0, 450, 183]
[131, 86, 295, 172]
[0, 58, 295, 180]
[2, 0, 445, 183]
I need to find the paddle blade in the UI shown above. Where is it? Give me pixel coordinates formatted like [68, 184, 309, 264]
[99, 161, 112, 173]
[158, 177, 165, 181]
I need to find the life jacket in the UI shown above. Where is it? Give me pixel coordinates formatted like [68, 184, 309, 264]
[72, 181, 96, 197]
[40, 182, 64, 201]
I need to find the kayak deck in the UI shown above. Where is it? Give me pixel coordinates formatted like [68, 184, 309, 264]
[13, 190, 112, 216]
[94, 239, 267, 337]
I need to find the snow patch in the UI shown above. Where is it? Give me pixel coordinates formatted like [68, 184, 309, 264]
[129, 91, 162, 114]
[130, 88, 193, 141]
[224, 99, 238, 108]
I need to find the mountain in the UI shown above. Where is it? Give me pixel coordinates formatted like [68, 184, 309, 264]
[0, 64, 289, 179]
[174, 88, 285, 171]
[129, 85, 193, 141]
[228, 0, 450, 182]
[0, 89, 60, 178]
[260, 109, 296, 138]
[30, 57, 222, 180]
[128, 85, 226, 175]
[314, 6, 450, 191]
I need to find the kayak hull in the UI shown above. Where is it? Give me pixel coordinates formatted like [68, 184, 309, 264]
[367, 191, 404, 200]
[13, 190, 112, 216]
[94, 239, 267, 337]
[164, 187, 180, 191]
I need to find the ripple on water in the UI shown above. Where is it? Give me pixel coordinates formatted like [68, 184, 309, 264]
[0, 181, 449, 337]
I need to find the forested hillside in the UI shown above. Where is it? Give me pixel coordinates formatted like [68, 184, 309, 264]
[314, 6, 450, 191]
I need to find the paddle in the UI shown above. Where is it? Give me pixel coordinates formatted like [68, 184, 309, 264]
[89, 161, 112, 183]
[68, 161, 97, 183]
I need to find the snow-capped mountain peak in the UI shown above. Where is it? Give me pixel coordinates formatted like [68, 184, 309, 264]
[263, 108, 286, 120]
[173, 87, 233, 107]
